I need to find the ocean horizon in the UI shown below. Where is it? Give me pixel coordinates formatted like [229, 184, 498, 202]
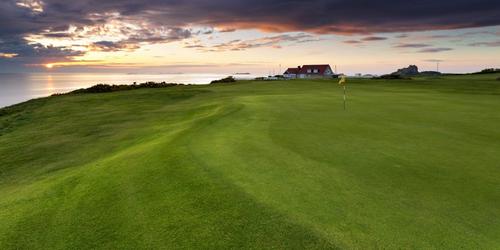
[0, 72, 260, 108]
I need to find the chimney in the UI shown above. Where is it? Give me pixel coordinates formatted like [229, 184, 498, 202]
[298, 66, 301, 69]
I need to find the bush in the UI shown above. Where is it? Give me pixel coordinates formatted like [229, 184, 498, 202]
[210, 76, 236, 84]
[69, 82, 179, 94]
[472, 68, 500, 74]
[373, 74, 411, 80]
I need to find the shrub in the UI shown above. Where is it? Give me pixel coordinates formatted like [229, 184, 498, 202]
[472, 68, 500, 74]
[210, 76, 236, 84]
[69, 82, 179, 94]
[373, 74, 411, 80]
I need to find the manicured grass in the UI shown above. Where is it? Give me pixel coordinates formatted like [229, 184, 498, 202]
[1, 74, 499, 249]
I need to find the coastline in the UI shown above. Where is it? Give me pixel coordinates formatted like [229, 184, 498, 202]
[0, 73, 261, 108]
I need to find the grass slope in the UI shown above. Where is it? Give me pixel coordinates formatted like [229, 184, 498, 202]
[1, 74, 499, 249]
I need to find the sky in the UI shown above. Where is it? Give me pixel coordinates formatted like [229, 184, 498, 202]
[0, 0, 499, 75]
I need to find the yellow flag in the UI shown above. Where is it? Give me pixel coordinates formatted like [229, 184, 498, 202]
[338, 76, 346, 85]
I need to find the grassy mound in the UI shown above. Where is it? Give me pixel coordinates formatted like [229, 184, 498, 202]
[1, 74, 500, 249]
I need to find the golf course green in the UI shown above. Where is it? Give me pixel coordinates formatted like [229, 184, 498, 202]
[1, 74, 499, 249]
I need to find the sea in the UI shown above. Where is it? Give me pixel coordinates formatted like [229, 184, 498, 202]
[0, 73, 259, 108]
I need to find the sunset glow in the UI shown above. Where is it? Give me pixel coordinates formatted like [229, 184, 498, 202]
[0, 1, 499, 74]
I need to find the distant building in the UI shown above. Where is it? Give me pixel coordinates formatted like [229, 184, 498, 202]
[283, 68, 300, 78]
[283, 65, 336, 79]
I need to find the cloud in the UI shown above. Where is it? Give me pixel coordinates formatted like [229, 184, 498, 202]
[416, 30, 499, 41]
[468, 40, 500, 47]
[1, 0, 500, 68]
[3, 0, 499, 39]
[0, 52, 18, 58]
[361, 36, 387, 41]
[0, 37, 84, 62]
[342, 36, 387, 46]
[394, 43, 431, 48]
[15, 0, 44, 13]
[343, 40, 362, 44]
[190, 33, 319, 52]
[418, 47, 454, 53]
[184, 44, 205, 49]
[424, 59, 444, 62]
[90, 41, 140, 52]
[218, 28, 236, 33]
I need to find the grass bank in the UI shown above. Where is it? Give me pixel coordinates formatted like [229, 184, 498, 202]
[1, 74, 499, 249]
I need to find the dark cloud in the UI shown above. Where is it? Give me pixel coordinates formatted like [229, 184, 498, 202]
[468, 40, 500, 47]
[416, 30, 499, 41]
[418, 47, 454, 53]
[343, 40, 362, 44]
[1, 0, 500, 69]
[0, 37, 84, 61]
[425, 34, 453, 39]
[394, 43, 431, 48]
[2, 0, 499, 39]
[184, 44, 205, 49]
[342, 36, 387, 45]
[361, 36, 388, 41]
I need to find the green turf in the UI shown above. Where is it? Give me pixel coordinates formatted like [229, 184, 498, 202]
[1, 74, 499, 249]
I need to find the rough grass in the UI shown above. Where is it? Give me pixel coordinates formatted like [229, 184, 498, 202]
[1, 74, 499, 249]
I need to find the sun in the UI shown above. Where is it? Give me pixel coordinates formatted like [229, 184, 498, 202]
[45, 63, 54, 69]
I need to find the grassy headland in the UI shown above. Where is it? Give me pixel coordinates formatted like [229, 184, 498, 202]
[1, 74, 499, 249]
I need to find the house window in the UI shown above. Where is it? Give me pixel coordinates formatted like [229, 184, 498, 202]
[307, 69, 312, 73]
[313, 69, 319, 73]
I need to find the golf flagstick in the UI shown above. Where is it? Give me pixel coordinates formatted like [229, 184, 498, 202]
[343, 85, 346, 110]
[339, 76, 347, 110]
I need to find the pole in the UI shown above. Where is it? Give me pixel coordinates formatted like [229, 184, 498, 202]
[343, 85, 346, 110]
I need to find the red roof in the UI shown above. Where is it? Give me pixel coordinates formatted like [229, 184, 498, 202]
[298, 65, 331, 75]
[283, 64, 332, 75]
[284, 68, 299, 74]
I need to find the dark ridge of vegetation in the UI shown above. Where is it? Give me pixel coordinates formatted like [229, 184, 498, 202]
[472, 68, 500, 74]
[373, 74, 412, 80]
[53, 82, 182, 95]
[419, 71, 442, 76]
[210, 76, 236, 84]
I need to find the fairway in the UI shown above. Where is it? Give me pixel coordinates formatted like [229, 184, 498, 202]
[1, 75, 499, 249]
